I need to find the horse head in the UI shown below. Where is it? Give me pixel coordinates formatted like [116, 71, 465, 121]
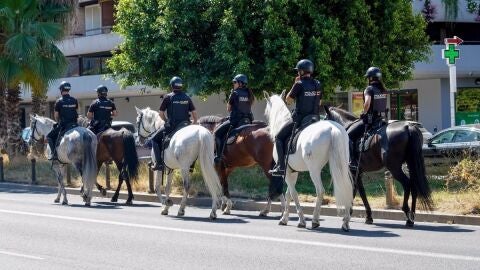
[135, 106, 163, 143]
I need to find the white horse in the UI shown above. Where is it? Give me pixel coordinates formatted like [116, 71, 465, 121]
[263, 92, 353, 231]
[135, 107, 222, 219]
[29, 115, 97, 206]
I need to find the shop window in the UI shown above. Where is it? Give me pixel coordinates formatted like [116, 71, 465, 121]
[456, 88, 480, 125]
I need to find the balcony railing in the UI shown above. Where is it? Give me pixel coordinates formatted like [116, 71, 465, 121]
[70, 26, 113, 38]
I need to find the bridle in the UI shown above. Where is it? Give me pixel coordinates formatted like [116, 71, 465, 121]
[29, 120, 43, 144]
[136, 112, 161, 139]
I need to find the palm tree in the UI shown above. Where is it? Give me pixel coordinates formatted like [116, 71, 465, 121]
[0, 0, 73, 158]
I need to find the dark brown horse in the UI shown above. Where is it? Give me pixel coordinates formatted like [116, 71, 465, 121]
[78, 117, 140, 204]
[199, 116, 284, 216]
[324, 106, 434, 227]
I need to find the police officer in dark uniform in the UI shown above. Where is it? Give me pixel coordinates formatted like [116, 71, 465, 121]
[87, 85, 117, 134]
[269, 59, 322, 176]
[347, 66, 388, 170]
[214, 74, 255, 163]
[47, 81, 79, 160]
[150, 76, 198, 171]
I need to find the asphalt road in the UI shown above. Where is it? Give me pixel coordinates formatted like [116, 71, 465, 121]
[1, 182, 479, 270]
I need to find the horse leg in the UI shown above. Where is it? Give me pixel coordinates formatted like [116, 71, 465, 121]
[390, 167, 413, 227]
[154, 170, 163, 203]
[286, 172, 306, 228]
[59, 165, 68, 205]
[53, 164, 65, 204]
[308, 169, 324, 229]
[220, 168, 233, 215]
[178, 169, 190, 217]
[125, 173, 134, 205]
[96, 161, 107, 196]
[161, 171, 173, 215]
[356, 174, 373, 224]
[111, 177, 123, 203]
[279, 186, 291, 226]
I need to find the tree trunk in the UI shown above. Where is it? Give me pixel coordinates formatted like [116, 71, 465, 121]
[31, 90, 48, 116]
[6, 85, 22, 158]
[0, 84, 6, 150]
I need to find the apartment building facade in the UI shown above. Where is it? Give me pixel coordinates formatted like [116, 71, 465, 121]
[19, 0, 480, 132]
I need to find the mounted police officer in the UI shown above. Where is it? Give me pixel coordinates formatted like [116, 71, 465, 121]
[269, 59, 322, 176]
[347, 66, 388, 170]
[150, 76, 198, 171]
[214, 74, 255, 164]
[87, 85, 117, 134]
[47, 81, 79, 160]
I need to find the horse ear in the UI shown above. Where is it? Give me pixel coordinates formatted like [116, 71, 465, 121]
[323, 105, 331, 117]
[135, 106, 141, 114]
[30, 114, 35, 120]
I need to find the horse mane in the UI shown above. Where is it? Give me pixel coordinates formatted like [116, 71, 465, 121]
[265, 95, 292, 139]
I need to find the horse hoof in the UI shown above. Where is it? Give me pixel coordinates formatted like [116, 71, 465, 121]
[54, 198, 60, 203]
[111, 197, 118, 203]
[209, 213, 217, 220]
[62, 201, 68, 206]
[406, 220, 414, 227]
[342, 224, 350, 232]
[161, 209, 169, 215]
[278, 220, 288, 226]
[125, 200, 133, 206]
[365, 217, 373, 224]
[166, 199, 173, 207]
[223, 209, 231, 215]
[259, 211, 268, 217]
[85, 202, 91, 207]
[311, 222, 320, 229]
[101, 189, 107, 196]
[177, 211, 185, 217]
[297, 223, 306, 228]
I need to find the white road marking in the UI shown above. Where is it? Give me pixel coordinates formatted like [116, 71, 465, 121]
[0, 250, 44, 260]
[0, 209, 479, 262]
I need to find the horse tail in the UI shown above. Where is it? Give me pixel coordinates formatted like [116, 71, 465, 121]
[406, 125, 434, 211]
[198, 128, 223, 202]
[328, 123, 354, 213]
[82, 131, 97, 199]
[122, 131, 140, 182]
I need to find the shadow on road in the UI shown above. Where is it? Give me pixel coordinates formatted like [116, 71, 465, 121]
[373, 222, 476, 233]
[229, 213, 283, 221]
[303, 226, 400, 237]
[171, 215, 249, 224]
[0, 182, 56, 195]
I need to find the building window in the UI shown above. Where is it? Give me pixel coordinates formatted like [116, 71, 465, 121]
[65, 57, 80, 77]
[85, 4, 102, 36]
[81, 56, 110, 75]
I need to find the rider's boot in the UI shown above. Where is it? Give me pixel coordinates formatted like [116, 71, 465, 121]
[47, 137, 57, 160]
[349, 140, 359, 171]
[150, 140, 165, 171]
[214, 136, 224, 164]
[269, 138, 286, 176]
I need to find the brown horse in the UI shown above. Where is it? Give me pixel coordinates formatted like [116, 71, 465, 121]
[324, 106, 434, 227]
[78, 116, 140, 204]
[199, 116, 284, 216]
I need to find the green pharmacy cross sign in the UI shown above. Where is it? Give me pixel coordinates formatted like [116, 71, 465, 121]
[443, 44, 460, 65]
[442, 36, 463, 65]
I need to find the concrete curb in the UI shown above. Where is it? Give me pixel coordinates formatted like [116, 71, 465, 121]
[63, 186, 480, 226]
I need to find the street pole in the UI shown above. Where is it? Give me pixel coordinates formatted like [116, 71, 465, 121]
[442, 36, 462, 128]
[449, 65, 457, 127]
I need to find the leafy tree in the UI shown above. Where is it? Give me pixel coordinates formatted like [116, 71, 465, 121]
[0, 0, 73, 157]
[109, 0, 431, 99]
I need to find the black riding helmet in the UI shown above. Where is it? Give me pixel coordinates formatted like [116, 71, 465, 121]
[294, 59, 314, 74]
[96, 85, 108, 95]
[365, 67, 382, 79]
[59, 81, 71, 92]
[232, 74, 248, 86]
[169, 76, 183, 90]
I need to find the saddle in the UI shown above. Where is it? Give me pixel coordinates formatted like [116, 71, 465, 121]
[288, 114, 320, 154]
[357, 121, 387, 152]
[224, 119, 264, 145]
[162, 121, 190, 150]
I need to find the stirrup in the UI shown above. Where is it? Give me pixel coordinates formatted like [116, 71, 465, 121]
[150, 162, 165, 171]
[269, 167, 285, 176]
